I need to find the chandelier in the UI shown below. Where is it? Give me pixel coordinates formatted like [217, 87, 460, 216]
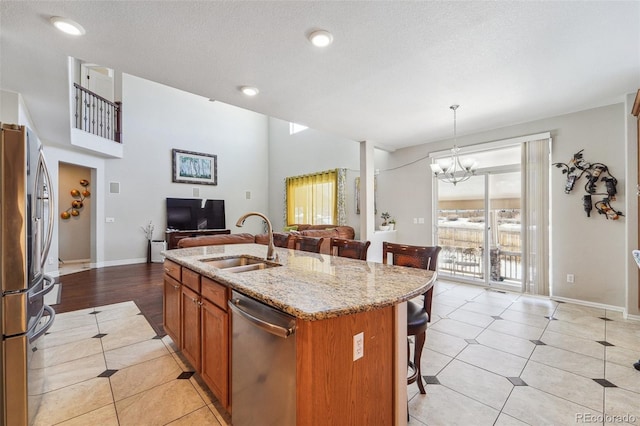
[429, 105, 477, 185]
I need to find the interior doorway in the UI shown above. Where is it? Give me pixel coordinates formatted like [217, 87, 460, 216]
[58, 163, 93, 275]
[80, 64, 114, 101]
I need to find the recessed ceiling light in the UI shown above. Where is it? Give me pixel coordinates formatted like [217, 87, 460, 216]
[308, 30, 333, 47]
[240, 86, 259, 97]
[50, 16, 86, 36]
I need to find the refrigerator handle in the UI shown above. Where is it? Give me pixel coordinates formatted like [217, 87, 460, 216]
[28, 304, 56, 343]
[29, 274, 56, 302]
[37, 150, 54, 269]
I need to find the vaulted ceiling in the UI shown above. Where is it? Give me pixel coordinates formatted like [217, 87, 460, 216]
[1, 1, 639, 150]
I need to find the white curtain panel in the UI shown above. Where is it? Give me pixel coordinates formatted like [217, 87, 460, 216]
[523, 139, 551, 295]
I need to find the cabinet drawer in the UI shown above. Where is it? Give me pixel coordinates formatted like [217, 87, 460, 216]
[164, 260, 181, 281]
[202, 277, 228, 311]
[182, 268, 201, 293]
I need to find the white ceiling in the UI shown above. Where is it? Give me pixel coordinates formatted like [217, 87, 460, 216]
[1, 1, 639, 151]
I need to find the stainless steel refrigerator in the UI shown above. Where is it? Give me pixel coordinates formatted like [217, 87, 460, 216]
[1, 123, 56, 425]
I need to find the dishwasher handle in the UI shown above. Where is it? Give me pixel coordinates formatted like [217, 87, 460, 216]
[229, 298, 296, 339]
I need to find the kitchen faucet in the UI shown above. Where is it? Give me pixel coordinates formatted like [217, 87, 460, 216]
[236, 212, 276, 261]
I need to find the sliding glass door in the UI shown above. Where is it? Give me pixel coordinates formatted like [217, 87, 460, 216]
[434, 148, 523, 291]
[436, 175, 487, 284]
[488, 171, 522, 289]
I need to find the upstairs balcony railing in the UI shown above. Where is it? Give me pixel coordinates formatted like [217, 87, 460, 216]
[73, 83, 121, 143]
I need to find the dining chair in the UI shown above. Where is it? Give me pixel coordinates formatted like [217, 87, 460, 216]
[272, 233, 292, 248]
[330, 238, 371, 260]
[293, 236, 324, 253]
[382, 241, 441, 394]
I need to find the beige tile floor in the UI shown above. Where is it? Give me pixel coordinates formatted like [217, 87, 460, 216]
[29, 301, 230, 426]
[29, 281, 640, 425]
[409, 280, 640, 425]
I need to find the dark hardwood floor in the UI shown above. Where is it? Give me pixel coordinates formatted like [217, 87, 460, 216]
[54, 263, 166, 337]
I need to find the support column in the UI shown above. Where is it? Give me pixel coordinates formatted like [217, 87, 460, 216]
[360, 140, 375, 243]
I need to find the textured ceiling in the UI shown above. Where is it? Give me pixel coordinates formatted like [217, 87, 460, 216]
[1, 1, 639, 150]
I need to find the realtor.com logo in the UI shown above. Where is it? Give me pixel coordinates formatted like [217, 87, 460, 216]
[576, 413, 637, 423]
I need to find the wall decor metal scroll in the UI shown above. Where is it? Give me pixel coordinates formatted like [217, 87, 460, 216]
[60, 179, 90, 219]
[553, 149, 623, 220]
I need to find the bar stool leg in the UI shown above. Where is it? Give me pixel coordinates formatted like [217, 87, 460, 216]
[414, 331, 426, 394]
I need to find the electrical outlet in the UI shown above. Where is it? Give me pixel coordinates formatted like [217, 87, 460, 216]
[418, 217, 425, 224]
[48, 257, 53, 265]
[566, 274, 575, 283]
[353, 332, 364, 361]
[106, 217, 115, 223]
[413, 218, 418, 224]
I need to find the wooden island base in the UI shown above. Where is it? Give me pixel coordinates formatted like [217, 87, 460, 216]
[296, 305, 404, 425]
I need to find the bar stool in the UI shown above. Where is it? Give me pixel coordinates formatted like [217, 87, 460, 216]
[293, 236, 324, 253]
[382, 242, 441, 394]
[329, 238, 370, 260]
[273, 233, 292, 248]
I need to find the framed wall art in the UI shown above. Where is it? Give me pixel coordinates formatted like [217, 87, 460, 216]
[172, 149, 217, 185]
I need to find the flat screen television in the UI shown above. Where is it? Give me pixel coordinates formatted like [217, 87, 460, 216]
[166, 198, 225, 231]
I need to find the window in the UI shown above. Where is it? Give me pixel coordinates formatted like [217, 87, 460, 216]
[286, 170, 337, 225]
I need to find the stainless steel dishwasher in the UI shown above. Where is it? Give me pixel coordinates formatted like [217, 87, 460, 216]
[229, 290, 297, 426]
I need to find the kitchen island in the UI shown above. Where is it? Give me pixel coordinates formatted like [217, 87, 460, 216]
[163, 243, 436, 426]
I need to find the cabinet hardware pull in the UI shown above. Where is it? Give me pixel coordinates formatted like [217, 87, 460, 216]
[164, 268, 170, 273]
[173, 284, 179, 290]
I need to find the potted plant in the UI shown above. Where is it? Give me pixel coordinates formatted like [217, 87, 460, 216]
[389, 218, 396, 230]
[380, 212, 391, 231]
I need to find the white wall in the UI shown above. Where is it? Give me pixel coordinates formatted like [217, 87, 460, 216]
[1, 89, 38, 132]
[267, 118, 362, 237]
[1, 90, 20, 124]
[380, 103, 631, 309]
[100, 74, 270, 263]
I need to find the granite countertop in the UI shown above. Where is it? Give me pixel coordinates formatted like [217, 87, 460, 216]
[163, 243, 436, 321]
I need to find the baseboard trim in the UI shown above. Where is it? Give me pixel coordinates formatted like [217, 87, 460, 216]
[96, 258, 148, 268]
[625, 313, 640, 322]
[59, 258, 91, 265]
[550, 295, 625, 313]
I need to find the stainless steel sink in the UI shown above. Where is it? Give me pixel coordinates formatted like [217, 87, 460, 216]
[223, 263, 270, 273]
[205, 256, 263, 269]
[203, 256, 280, 273]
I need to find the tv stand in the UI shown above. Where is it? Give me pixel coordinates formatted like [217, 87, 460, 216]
[166, 229, 230, 249]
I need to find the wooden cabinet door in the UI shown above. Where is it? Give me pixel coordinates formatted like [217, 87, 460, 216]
[201, 298, 229, 409]
[163, 275, 182, 346]
[181, 285, 201, 370]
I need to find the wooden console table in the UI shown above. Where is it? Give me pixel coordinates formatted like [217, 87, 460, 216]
[166, 229, 230, 249]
